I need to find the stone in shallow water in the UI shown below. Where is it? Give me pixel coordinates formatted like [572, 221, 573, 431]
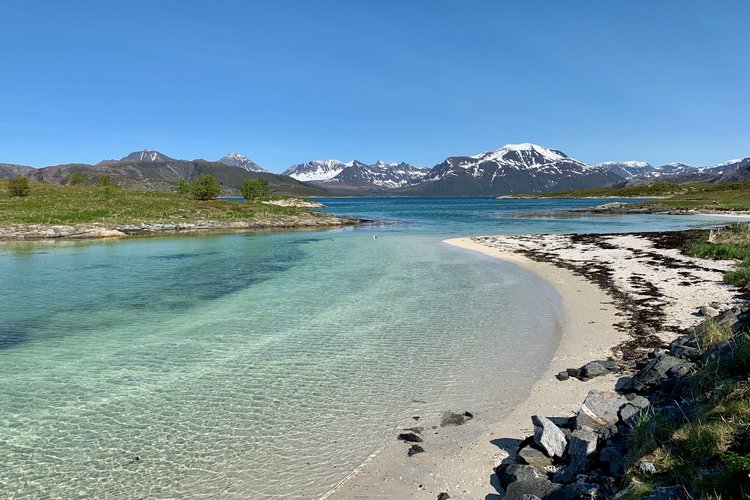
[408, 444, 425, 456]
[397, 432, 422, 443]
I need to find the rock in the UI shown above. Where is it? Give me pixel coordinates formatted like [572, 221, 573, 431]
[575, 390, 629, 436]
[638, 461, 657, 475]
[556, 371, 570, 381]
[600, 444, 625, 476]
[440, 411, 470, 426]
[618, 395, 650, 423]
[643, 485, 687, 499]
[554, 426, 598, 483]
[495, 464, 548, 490]
[669, 344, 701, 361]
[620, 355, 694, 394]
[503, 478, 560, 500]
[463, 411, 474, 419]
[566, 368, 581, 378]
[408, 444, 425, 457]
[532, 415, 567, 458]
[579, 362, 608, 379]
[517, 443, 553, 467]
[437, 493, 451, 500]
[397, 433, 422, 443]
[699, 304, 719, 317]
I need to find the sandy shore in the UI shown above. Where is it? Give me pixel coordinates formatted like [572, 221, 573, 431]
[324, 238, 625, 500]
[324, 231, 741, 500]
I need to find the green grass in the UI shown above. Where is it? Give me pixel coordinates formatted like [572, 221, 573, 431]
[520, 180, 750, 212]
[687, 223, 750, 288]
[0, 180, 319, 225]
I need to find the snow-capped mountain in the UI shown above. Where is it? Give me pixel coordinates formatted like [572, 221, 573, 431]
[121, 149, 174, 162]
[218, 152, 267, 172]
[597, 161, 658, 179]
[282, 160, 353, 182]
[283, 159, 428, 192]
[405, 143, 623, 195]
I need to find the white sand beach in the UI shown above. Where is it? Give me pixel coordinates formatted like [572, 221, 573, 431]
[323, 233, 741, 500]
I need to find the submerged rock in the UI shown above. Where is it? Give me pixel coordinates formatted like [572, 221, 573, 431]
[440, 411, 472, 426]
[408, 444, 425, 456]
[397, 432, 422, 443]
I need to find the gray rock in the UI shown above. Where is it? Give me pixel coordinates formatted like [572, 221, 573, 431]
[699, 304, 719, 317]
[408, 444, 424, 456]
[566, 368, 581, 378]
[504, 478, 560, 500]
[532, 415, 567, 458]
[521, 495, 542, 500]
[556, 371, 570, 381]
[575, 390, 629, 436]
[600, 444, 625, 476]
[554, 426, 598, 483]
[495, 464, 548, 490]
[669, 344, 701, 361]
[397, 432, 422, 443]
[579, 362, 608, 379]
[437, 493, 451, 500]
[618, 395, 650, 423]
[620, 355, 694, 394]
[643, 485, 687, 499]
[518, 443, 553, 467]
[639, 461, 657, 475]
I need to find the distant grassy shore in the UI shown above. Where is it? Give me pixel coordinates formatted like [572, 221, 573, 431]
[0, 180, 359, 239]
[510, 180, 750, 212]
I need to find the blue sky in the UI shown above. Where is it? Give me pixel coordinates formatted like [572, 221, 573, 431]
[1, 1, 748, 172]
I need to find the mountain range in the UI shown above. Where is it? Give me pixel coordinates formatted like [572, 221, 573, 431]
[1, 145, 748, 196]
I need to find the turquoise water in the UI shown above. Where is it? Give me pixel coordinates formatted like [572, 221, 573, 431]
[0, 198, 737, 498]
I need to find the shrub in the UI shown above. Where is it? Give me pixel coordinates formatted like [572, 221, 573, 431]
[7, 175, 31, 197]
[177, 179, 190, 197]
[190, 174, 221, 200]
[69, 173, 84, 185]
[240, 178, 269, 201]
[100, 174, 112, 187]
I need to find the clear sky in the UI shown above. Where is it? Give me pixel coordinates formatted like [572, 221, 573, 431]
[1, 1, 748, 172]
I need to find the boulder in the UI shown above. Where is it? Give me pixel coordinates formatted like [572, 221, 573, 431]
[575, 390, 629, 436]
[503, 478, 560, 500]
[518, 443, 553, 467]
[437, 493, 451, 500]
[600, 443, 625, 476]
[579, 362, 608, 379]
[532, 415, 567, 458]
[699, 304, 719, 317]
[619, 394, 651, 424]
[495, 463, 548, 490]
[620, 354, 694, 394]
[566, 368, 581, 378]
[554, 426, 598, 483]
[556, 371, 570, 381]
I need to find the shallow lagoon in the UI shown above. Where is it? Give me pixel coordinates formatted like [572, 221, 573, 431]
[0, 198, 737, 498]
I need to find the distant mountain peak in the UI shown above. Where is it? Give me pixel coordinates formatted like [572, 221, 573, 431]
[121, 149, 173, 162]
[218, 152, 267, 172]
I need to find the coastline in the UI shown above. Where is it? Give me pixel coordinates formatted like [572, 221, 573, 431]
[324, 230, 741, 499]
[0, 214, 363, 241]
[324, 238, 624, 499]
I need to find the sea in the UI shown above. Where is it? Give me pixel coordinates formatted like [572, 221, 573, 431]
[0, 197, 736, 498]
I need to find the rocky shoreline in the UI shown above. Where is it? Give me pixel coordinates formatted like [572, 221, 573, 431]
[0, 214, 364, 241]
[469, 231, 747, 499]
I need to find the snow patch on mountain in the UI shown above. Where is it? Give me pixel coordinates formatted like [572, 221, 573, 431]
[283, 160, 353, 182]
[218, 152, 267, 172]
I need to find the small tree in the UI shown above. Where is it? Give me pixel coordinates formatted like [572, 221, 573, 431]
[100, 174, 113, 187]
[177, 179, 190, 197]
[8, 175, 31, 197]
[240, 178, 269, 201]
[69, 172, 84, 185]
[191, 174, 222, 200]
